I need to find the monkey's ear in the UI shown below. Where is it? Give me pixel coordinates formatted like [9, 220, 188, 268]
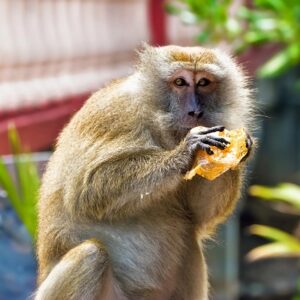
[140, 41, 152, 51]
[137, 42, 154, 57]
[136, 42, 157, 66]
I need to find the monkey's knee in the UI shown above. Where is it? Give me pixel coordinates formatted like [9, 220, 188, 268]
[35, 240, 109, 300]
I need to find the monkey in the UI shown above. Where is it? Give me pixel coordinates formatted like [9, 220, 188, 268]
[35, 44, 254, 300]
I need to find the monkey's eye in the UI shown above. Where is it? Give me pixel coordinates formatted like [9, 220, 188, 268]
[174, 78, 188, 87]
[198, 78, 211, 87]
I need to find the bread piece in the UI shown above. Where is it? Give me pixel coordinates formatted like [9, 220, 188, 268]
[184, 128, 248, 180]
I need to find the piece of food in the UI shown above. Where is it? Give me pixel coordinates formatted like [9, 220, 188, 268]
[184, 128, 248, 180]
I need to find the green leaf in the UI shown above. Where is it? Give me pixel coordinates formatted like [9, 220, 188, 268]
[238, 7, 268, 22]
[249, 225, 300, 245]
[0, 126, 40, 240]
[258, 50, 290, 77]
[7, 123, 22, 154]
[254, 0, 285, 12]
[249, 183, 300, 210]
[179, 10, 197, 24]
[244, 31, 272, 44]
[165, 3, 181, 15]
[295, 79, 300, 91]
[295, 279, 300, 300]
[14, 154, 39, 238]
[247, 225, 300, 261]
[226, 18, 241, 36]
[237, 6, 253, 19]
[196, 31, 209, 44]
[0, 158, 22, 218]
[258, 45, 300, 77]
[246, 241, 300, 261]
[254, 18, 278, 31]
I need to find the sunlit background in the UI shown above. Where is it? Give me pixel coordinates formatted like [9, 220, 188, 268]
[0, 1, 299, 299]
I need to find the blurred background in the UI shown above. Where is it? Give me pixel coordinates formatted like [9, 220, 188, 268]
[0, 0, 299, 299]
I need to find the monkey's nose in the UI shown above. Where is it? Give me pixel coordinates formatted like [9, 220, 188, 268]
[188, 110, 204, 119]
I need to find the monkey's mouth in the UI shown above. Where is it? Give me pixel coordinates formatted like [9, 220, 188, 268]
[180, 114, 217, 132]
[181, 115, 205, 129]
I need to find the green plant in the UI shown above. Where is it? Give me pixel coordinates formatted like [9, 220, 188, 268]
[166, 0, 236, 45]
[239, 0, 300, 78]
[0, 126, 40, 240]
[247, 183, 300, 261]
[166, 0, 300, 80]
[294, 279, 300, 300]
[247, 224, 300, 261]
[250, 183, 300, 210]
[248, 183, 300, 298]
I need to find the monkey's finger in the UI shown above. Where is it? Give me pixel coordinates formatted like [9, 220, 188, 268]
[191, 142, 214, 155]
[202, 145, 214, 155]
[241, 134, 253, 162]
[201, 138, 226, 150]
[205, 147, 214, 155]
[198, 142, 214, 155]
[241, 149, 250, 162]
[206, 136, 230, 145]
[199, 126, 225, 135]
[245, 133, 253, 149]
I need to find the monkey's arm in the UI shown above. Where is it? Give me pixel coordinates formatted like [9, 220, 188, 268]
[62, 125, 230, 220]
[185, 168, 243, 236]
[63, 142, 190, 220]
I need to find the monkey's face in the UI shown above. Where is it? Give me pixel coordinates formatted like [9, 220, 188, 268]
[168, 68, 220, 130]
[139, 44, 250, 133]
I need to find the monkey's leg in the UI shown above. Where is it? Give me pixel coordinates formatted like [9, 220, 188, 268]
[35, 240, 123, 300]
[186, 169, 242, 236]
[172, 240, 208, 300]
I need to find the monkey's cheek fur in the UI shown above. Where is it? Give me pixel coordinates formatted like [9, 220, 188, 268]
[184, 128, 248, 180]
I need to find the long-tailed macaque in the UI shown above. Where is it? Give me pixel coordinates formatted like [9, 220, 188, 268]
[35, 44, 254, 300]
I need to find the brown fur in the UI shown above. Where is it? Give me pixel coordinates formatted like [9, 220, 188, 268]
[35, 44, 254, 300]
[170, 47, 216, 64]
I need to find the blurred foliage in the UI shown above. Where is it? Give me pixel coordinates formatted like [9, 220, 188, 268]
[165, 0, 300, 79]
[248, 183, 300, 297]
[249, 183, 300, 210]
[247, 224, 300, 261]
[247, 183, 300, 261]
[165, 0, 234, 44]
[294, 279, 300, 300]
[0, 126, 40, 240]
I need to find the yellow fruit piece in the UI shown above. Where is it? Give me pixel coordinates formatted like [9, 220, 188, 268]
[184, 128, 248, 181]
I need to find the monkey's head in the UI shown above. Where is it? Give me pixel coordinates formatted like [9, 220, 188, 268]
[138, 44, 252, 135]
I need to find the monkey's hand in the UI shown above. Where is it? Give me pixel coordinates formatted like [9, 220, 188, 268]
[241, 132, 253, 162]
[181, 125, 230, 173]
